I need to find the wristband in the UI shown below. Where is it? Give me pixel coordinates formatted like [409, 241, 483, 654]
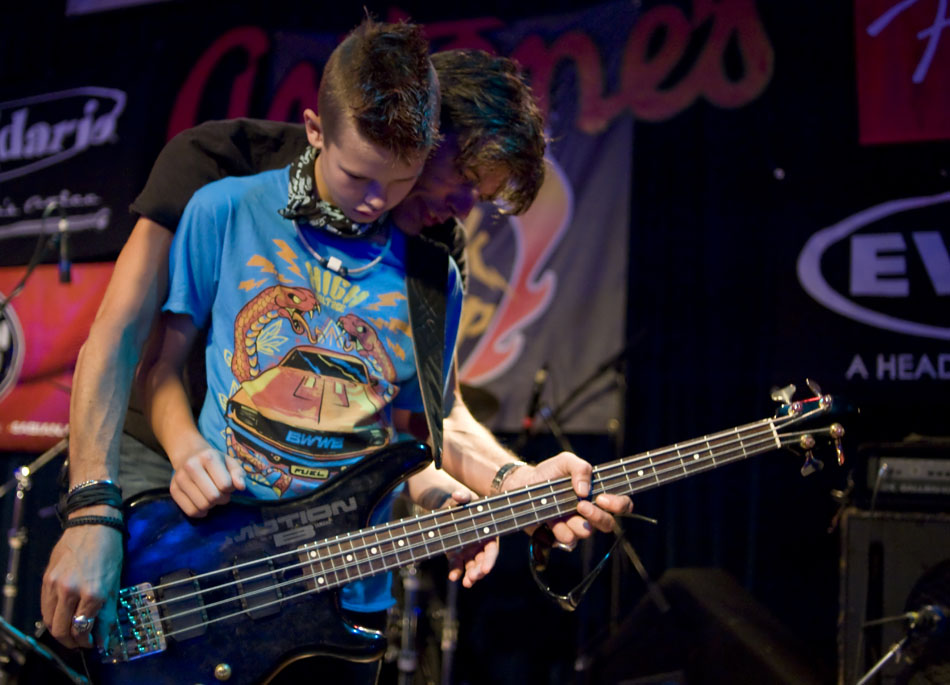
[58, 481, 123, 523]
[490, 460, 527, 495]
[68, 478, 119, 495]
[62, 515, 125, 534]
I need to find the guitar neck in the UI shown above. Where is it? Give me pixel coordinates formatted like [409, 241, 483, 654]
[302, 415, 784, 589]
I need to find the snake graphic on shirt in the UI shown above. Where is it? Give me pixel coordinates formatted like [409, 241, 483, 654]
[231, 285, 319, 382]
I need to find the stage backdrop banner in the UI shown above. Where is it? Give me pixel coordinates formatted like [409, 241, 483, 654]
[854, 0, 950, 144]
[1, 0, 775, 438]
[161, 3, 649, 433]
[0, 263, 113, 452]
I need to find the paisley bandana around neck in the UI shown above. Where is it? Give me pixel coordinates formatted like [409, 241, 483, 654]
[277, 146, 388, 238]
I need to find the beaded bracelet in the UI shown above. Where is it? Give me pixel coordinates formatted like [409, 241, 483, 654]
[68, 478, 119, 495]
[62, 515, 125, 534]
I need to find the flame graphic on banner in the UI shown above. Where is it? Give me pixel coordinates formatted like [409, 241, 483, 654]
[460, 157, 573, 385]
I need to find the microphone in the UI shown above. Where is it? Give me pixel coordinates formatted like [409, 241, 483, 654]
[57, 205, 71, 284]
[521, 363, 549, 435]
[908, 604, 947, 635]
[42, 200, 71, 284]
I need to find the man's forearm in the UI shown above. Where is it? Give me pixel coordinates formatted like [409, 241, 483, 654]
[441, 391, 522, 496]
[68, 329, 142, 484]
[66, 218, 171, 488]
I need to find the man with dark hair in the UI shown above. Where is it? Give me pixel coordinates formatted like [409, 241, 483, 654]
[41, 25, 632, 681]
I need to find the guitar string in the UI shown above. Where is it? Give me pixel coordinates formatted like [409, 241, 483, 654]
[119, 429, 811, 644]
[147, 430, 810, 642]
[120, 417, 783, 606]
[116, 418, 797, 629]
[115, 416, 802, 625]
[114, 423, 812, 641]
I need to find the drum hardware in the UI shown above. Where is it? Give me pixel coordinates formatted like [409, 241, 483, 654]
[0, 438, 75, 684]
[438, 578, 459, 685]
[458, 384, 499, 424]
[855, 605, 947, 685]
[396, 564, 421, 685]
[0, 616, 88, 685]
[0, 438, 68, 624]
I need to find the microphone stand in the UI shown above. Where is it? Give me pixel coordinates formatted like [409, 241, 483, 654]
[0, 202, 63, 320]
[0, 438, 68, 624]
[531, 344, 635, 676]
[549, 331, 642, 427]
[0, 615, 88, 685]
[855, 608, 945, 685]
[439, 577, 459, 685]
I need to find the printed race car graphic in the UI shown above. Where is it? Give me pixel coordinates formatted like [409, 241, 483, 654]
[226, 345, 392, 468]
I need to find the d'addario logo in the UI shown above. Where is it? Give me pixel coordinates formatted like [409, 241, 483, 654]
[0, 300, 25, 403]
[0, 87, 126, 183]
[797, 192, 950, 340]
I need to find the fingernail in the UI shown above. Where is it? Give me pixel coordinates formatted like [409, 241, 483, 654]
[577, 480, 590, 498]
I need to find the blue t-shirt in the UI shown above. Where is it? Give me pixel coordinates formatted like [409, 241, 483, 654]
[164, 166, 462, 610]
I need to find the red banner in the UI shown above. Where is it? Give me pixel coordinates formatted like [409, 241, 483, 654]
[855, 0, 950, 144]
[0, 263, 113, 451]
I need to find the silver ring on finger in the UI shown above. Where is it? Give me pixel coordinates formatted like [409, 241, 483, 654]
[72, 613, 95, 634]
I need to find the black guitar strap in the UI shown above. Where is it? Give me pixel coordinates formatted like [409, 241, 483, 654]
[405, 235, 449, 469]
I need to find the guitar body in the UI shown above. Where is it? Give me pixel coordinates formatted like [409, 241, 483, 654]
[91, 441, 431, 685]
[87, 389, 845, 685]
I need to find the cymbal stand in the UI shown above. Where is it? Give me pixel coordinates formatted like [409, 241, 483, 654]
[0, 438, 68, 623]
[439, 578, 459, 685]
[397, 564, 421, 685]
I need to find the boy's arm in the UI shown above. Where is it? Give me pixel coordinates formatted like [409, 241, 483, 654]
[404, 464, 499, 588]
[145, 313, 245, 517]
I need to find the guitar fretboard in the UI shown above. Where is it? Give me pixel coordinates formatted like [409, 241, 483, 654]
[298, 416, 783, 589]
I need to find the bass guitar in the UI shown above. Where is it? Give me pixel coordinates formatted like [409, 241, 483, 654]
[93, 386, 846, 684]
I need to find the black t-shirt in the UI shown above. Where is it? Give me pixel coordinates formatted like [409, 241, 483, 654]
[125, 118, 466, 451]
[131, 118, 467, 272]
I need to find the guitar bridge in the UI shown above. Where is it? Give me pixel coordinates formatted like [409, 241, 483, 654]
[101, 582, 167, 663]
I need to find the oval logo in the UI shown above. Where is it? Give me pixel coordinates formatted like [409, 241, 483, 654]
[0, 296, 25, 403]
[0, 87, 127, 183]
[797, 191, 950, 340]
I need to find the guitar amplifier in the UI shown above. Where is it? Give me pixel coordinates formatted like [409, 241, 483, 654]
[853, 437, 950, 511]
[838, 507, 950, 685]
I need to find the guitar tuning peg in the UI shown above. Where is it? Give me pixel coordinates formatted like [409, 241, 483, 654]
[799, 434, 823, 476]
[770, 384, 796, 405]
[800, 451, 824, 477]
[830, 422, 845, 465]
[805, 378, 822, 396]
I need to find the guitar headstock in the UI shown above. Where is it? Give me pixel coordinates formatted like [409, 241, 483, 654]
[771, 379, 850, 477]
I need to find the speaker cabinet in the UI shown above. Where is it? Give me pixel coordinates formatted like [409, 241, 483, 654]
[838, 507, 950, 685]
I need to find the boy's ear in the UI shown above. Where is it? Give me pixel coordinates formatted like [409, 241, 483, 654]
[303, 108, 323, 149]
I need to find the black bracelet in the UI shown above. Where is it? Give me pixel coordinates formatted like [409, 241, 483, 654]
[68, 478, 118, 495]
[62, 516, 125, 533]
[58, 482, 123, 522]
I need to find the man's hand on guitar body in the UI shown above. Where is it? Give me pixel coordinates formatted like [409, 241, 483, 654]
[41, 522, 122, 650]
[170, 443, 247, 517]
[502, 452, 634, 548]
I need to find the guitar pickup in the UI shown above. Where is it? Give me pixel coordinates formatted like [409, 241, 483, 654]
[158, 569, 207, 642]
[233, 559, 282, 619]
[101, 582, 167, 664]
